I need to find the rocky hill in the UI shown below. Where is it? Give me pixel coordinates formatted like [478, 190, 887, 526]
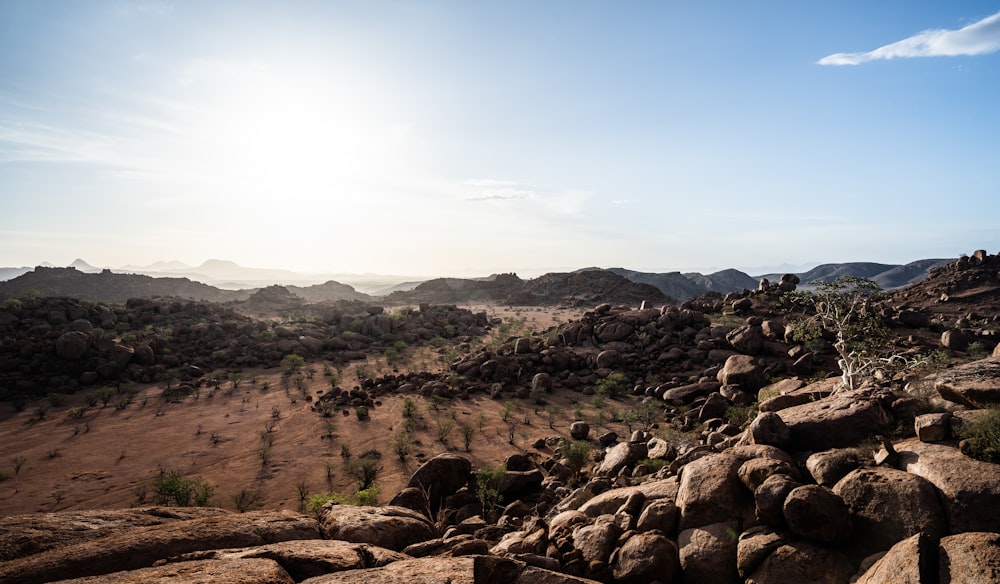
[1, 250, 999, 583]
[386, 271, 671, 307]
[0, 268, 250, 304]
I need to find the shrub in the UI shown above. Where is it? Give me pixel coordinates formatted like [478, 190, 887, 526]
[391, 431, 412, 461]
[436, 418, 456, 442]
[355, 484, 380, 506]
[597, 373, 629, 398]
[355, 406, 369, 420]
[461, 424, 475, 451]
[345, 456, 381, 490]
[151, 468, 215, 506]
[231, 488, 261, 512]
[401, 397, 417, 418]
[956, 408, 1000, 463]
[475, 464, 505, 521]
[560, 439, 593, 480]
[306, 492, 351, 517]
[281, 354, 305, 373]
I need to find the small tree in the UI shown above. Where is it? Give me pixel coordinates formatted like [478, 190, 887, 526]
[391, 431, 412, 461]
[560, 439, 592, 481]
[475, 464, 505, 521]
[460, 424, 475, 452]
[786, 276, 923, 393]
[345, 456, 382, 490]
[10, 455, 26, 493]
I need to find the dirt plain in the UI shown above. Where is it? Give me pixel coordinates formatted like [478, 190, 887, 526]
[0, 305, 605, 517]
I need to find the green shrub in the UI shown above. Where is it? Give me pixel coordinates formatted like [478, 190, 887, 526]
[151, 468, 215, 506]
[560, 439, 593, 480]
[355, 406, 369, 420]
[306, 492, 351, 517]
[956, 408, 1000, 463]
[355, 484, 380, 506]
[475, 464, 505, 521]
[597, 373, 629, 398]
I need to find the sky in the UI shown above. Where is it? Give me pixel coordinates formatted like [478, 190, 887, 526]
[2, 1, 999, 278]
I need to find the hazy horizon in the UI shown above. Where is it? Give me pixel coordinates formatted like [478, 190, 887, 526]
[3, 2, 999, 276]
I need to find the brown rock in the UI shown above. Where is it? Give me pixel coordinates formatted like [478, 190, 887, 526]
[0, 511, 319, 584]
[737, 526, 788, 579]
[676, 453, 749, 530]
[406, 453, 471, 510]
[611, 532, 678, 583]
[55, 330, 91, 359]
[914, 412, 951, 442]
[931, 358, 1000, 408]
[572, 515, 621, 564]
[854, 532, 934, 584]
[51, 558, 295, 584]
[782, 485, 852, 545]
[777, 388, 894, 451]
[635, 499, 678, 536]
[317, 505, 436, 551]
[678, 521, 740, 584]
[896, 438, 1000, 533]
[746, 411, 791, 449]
[717, 354, 766, 392]
[804, 449, 862, 487]
[738, 457, 798, 492]
[744, 541, 854, 584]
[754, 474, 799, 527]
[938, 531, 1000, 582]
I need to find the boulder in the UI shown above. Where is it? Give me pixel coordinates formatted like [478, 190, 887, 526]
[676, 453, 748, 530]
[727, 325, 765, 356]
[746, 411, 791, 449]
[854, 532, 933, 584]
[758, 379, 834, 413]
[914, 412, 951, 442]
[51, 558, 295, 584]
[782, 485, 852, 545]
[611, 532, 678, 583]
[678, 521, 740, 584]
[55, 330, 91, 359]
[753, 474, 800, 527]
[406, 453, 472, 510]
[297, 554, 603, 584]
[832, 467, 945, 555]
[938, 531, 1000, 582]
[163, 540, 406, 581]
[940, 329, 969, 351]
[895, 438, 1000, 533]
[572, 515, 621, 564]
[317, 505, 437, 552]
[597, 441, 647, 476]
[931, 358, 1000, 408]
[777, 388, 894, 451]
[717, 354, 766, 392]
[744, 541, 855, 584]
[0, 510, 319, 584]
[804, 449, 862, 487]
[635, 499, 678, 536]
[569, 421, 590, 441]
[738, 457, 798, 492]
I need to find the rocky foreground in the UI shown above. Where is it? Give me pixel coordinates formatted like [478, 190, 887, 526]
[2, 251, 1000, 582]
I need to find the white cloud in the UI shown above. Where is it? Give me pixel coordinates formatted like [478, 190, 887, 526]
[819, 10, 1000, 65]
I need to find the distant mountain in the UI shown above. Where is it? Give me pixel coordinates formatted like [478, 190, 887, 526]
[607, 268, 711, 300]
[287, 280, 372, 303]
[871, 259, 952, 289]
[119, 260, 193, 272]
[68, 258, 101, 273]
[0, 267, 249, 303]
[758, 260, 951, 290]
[0, 267, 32, 281]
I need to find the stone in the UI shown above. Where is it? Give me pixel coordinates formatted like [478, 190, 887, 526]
[50, 558, 295, 584]
[596, 441, 646, 476]
[782, 485, 852, 545]
[317, 505, 436, 552]
[611, 532, 678, 583]
[676, 453, 748, 531]
[938, 531, 1000, 582]
[834, 466, 946, 554]
[406, 453, 472, 510]
[854, 532, 933, 584]
[737, 526, 789, 579]
[744, 542, 855, 584]
[717, 354, 766, 392]
[678, 521, 740, 584]
[754, 475, 800, 527]
[777, 388, 894, 451]
[297, 555, 603, 584]
[746, 411, 791, 449]
[55, 330, 91, 359]
[635, 499, 678, 536]
[914, 412, 951, 442]
[569, 421, 590, 440]
[0, 510, 319, 584]
[164, 540, 406, 581]
[727, 325, 765, 356]
[931, 358, 1000, 408]
[895, 438, 1000, 533]
[804, 449, 862, 487]
[572, 515, 621, 564]
[738, 457, 798, 492]
[940, 329, 969, 351]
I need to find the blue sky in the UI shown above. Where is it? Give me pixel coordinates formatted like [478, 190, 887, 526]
[1, 1, 999, 277]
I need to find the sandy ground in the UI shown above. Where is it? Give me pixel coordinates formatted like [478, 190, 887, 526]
[0, 304, 624, 517]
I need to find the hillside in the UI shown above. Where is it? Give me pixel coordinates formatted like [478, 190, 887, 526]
[0, 268, 249, 303]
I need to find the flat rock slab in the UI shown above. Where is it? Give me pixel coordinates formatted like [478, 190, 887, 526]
[318, 505, 437, 551]
[299, 555, 602, 584]
[0, 510, 320, 584]
[931, 357, 1000, 407]
[165, 539, 407, 581]
[49, 558, 294, 584]
[0, 507, 230, 561]
[776, 388, 894, 451]
[895, 438, 1000, 533]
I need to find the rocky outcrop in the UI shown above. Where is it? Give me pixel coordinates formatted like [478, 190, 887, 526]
[317, 505, 437, 552]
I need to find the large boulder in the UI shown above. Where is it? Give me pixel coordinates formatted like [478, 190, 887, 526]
[611, 532, 678, 583]
[782, 485, 852, 545]
[165, 540, 406, 581]
[746, 411, 791, 449]
[930, 358, 1000, 408]
[572, 515, 621, 564]
[895, 438, 1000, 533]
[727, 325, 765, 356]
[832, 467, 946, 555]
[676, 453, 749, 530]
[297, 554, 603, 584]
[718, 354, 766, 393]
[678, 521, 740, 584]
[0, 510, 319, 584]
[938, 531, 1000, 582]
[406, 453, 472, 510]
[317, 505, 437, 552]
[55, 330, 91, 359]
[856, 531, 1000, 584]
[597, 441, 647, 476]
[51, 558, 295, 584]
[776, 388, 894, 451]
[743, 541, 854, 584]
